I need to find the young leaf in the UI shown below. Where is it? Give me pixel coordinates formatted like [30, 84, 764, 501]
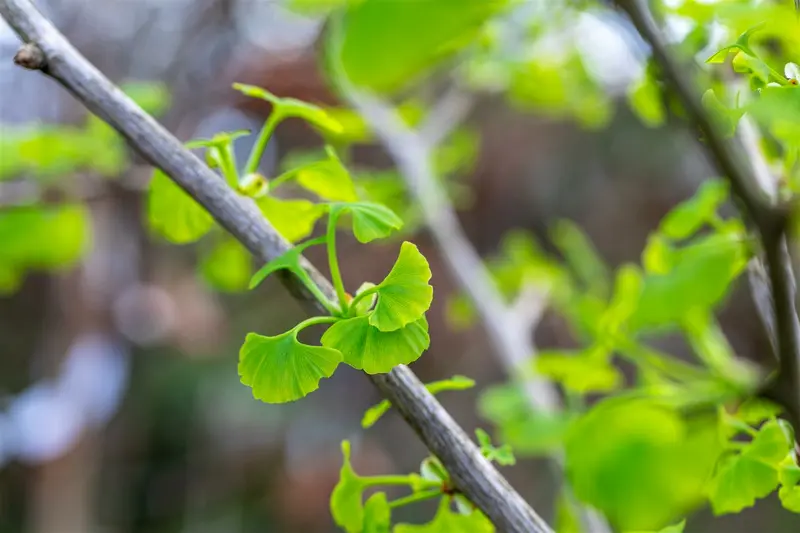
[369, 241, 434, 331]
[249, 236, 326, 289]
[330, 202, 404, 243]
[475, 428, 516, 466]
[232, 83, 343, 134]
[334, 0, 508, 94]
[779, 457, 800, 513]
[321, 315, 430, 374]
[257, 195, 326, 243]
[147, 169, 214, 244]
[659, 180, 730, 239]
[238, 327, 342, 404]
[550, 219, 610, 299]
[735, 398, 783, 425]
[630, 233, 749, 330]
[331, 441, 367, 533]
[278, 146, 359, 202]
[708, 419, 794, 514]
[361, 375, 475, 428]
[200, 238, 252, 292]
[565, 399, 722, 530]
[394, 498, 494, 533]
[535, 348, 621, 394]
[363, 492, 391, 533]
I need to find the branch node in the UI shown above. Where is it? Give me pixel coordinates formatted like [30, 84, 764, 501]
[14, 42, 46, 70]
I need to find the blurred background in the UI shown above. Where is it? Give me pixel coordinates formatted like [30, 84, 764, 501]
[1, 0, 799, 532]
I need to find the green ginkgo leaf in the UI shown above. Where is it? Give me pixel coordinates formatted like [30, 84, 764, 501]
[330, 202, 404, 243]
[369, 241, 433, 331]
[363, 492, 391, 533]
[200, 238, 252, 292]
[331, 441, 367, 533]
[708, 419, 794, 514]
[257, 195, 326, 243]
[238, 327, 342, 404]
[147, 169, 214, 244]
[232, 83, 343, 134]
[249, 236, 327, 289]
[321, 315, 429, 374]
[394, 498, 493, 533]
[275, 146, 359, 202]
[535, 348, 622, 394]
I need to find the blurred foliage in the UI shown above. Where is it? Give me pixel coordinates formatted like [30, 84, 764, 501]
[0, 81, 168, 293]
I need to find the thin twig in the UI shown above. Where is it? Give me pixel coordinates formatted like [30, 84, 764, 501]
[616, 0, 800, 436]
[0, 1, 554, 531]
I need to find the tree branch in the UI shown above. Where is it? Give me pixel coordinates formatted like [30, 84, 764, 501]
[616, 0, 800, 436]
[0, 0, 554, 530]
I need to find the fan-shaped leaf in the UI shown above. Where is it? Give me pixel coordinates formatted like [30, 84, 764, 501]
[238, 328, 342, 404]
[321, 315, 429, 374]
[147, 169, 214, 243]
[370, 241, 433, 331]
[330, 202, 403, 243]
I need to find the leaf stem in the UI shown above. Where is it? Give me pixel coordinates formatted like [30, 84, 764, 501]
[347, 285, 379, 316]
[294, 267, 341, 316]
[327, 211, 349, 314]
[293, 315, 339, 333]
[218, 143, 239, 187]
[387, 489, 443, 509]
[244, 111, 282, 176]
[363, 475, 441, 489]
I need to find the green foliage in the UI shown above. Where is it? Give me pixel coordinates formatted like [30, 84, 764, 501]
[393, 499, 494, 532]
[147, 170, 215, 244]
[565, 398, 723, 531]
[333, 0, 509, 94]
[0, 205, 90, 293]
[239, 321, 342, 404]
[321, 316, 430, 374]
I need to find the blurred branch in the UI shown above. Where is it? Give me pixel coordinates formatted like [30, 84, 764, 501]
[419, 86, 475, 147]
[0, 1, 554, 531]
[617, 0, 800, 438]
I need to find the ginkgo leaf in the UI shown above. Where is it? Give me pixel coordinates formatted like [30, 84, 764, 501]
[394, 498, 493, 533]
[708, 419, 794, 514]
[238, 328, 342, 404]
[257, 195, 326, 243]
[534, 348, 622, 394]
[147, 169, 214, 243]
[232, 83, 343, 134]
[277, 146, 358, 202]
[321, 315, 429, 374]
[331, 441, 367, 533]
[369, 241, 433, 331]
[249, 236, 326, 289]
[330, 202, 403, 243]
[363, 492, 391, 533]
[200, 238, 252, 292]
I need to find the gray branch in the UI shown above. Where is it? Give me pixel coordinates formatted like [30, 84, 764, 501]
[0, 0, 554, 530]
[617, 0, 800, 436]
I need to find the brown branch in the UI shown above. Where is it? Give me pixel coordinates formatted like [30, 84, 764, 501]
[0, 0, 554, 531]
[616, 0, 800, 435]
